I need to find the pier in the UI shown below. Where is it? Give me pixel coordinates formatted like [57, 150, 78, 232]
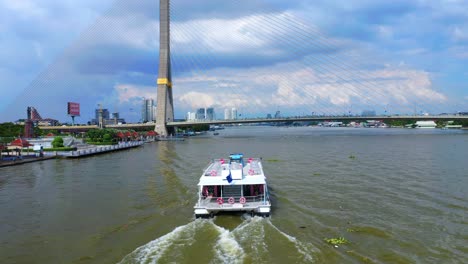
[1, 141, 144, 167]
[58, 141, 144, 158]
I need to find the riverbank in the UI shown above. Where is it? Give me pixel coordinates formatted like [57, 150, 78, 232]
[0, 156, 56, 168]
[64, 141, 144, 158]
[0, 141, 144, 167]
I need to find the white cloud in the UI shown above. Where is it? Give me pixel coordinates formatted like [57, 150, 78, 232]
[33, 41, 43, 59]
[114, 83, 156, 103]
[452, 26, 468, 42]
[377, 25, 394, 39]
[179, 92, 215, 108]
[1, 0, 466, 121]
[449, 46, 468, 59]
[1, 0, 47, 18]
[88, 15, 158, 50]
[399, 48, 427, 55]
[167, 61, 448, 115]
[171, 11, 309, 56]
[76, 10, 302, 56]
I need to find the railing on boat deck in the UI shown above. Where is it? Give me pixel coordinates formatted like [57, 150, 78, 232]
[202, 158, 264, 176]
[198, 195, 267, 206]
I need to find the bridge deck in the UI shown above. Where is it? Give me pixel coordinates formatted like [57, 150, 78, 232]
[39, 115, 467, 130]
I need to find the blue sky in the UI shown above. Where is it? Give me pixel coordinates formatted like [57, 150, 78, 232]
[0, 0, 467, 123]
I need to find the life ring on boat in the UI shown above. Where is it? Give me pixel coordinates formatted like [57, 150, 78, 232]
[228, 197, 235, 204]
[248, 169, 255, 175]
[239, 197, 246, 204]
[217, 197, 224, 205]
[210, 170, 217, 176]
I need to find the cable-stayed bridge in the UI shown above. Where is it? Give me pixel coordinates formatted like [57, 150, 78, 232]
[40, 114, 467, 132]
[18, 0, 466, 133]
[152, 0, 467, 135]
[167, 115, 468, 127]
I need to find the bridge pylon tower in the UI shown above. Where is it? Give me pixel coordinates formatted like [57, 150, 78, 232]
[155, 0, 175, 136]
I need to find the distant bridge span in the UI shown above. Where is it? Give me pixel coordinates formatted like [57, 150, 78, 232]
[167, 115, 468, 127]
[39, 115, 467, 131]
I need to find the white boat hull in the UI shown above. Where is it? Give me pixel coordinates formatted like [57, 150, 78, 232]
[194, 155, 271, 217]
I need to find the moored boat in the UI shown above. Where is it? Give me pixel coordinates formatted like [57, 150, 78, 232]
[194, 154, 271, 218]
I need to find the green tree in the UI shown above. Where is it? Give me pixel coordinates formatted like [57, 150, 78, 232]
[452, 120, 468, 127]
[103, 133, 112, 142]
[0, 122, 23, 137]
[52, 136, 64, 148]
[191, 124, 210, 132]
[387, 119, 415, 127]
[85, 128, 118, 143]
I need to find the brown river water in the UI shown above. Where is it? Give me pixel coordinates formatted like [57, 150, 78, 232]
[0, 126, 466, 263]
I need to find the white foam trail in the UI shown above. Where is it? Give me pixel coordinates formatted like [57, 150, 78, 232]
[212, 225, 245, 264]
[232, 217, 268, 258]
[120, 217, 315, 264]
[119, 220, 206, 264]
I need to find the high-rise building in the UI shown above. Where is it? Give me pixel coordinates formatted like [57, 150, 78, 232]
[274, 111, 281, 118]
[231, 108, 238, 120]
[89, 108, 110, 126]
[152, 106, 157, 121]
[142, 99, 156, 122]
[195, 108, 205, 120]
[104, 112, 126, 125]
[95, 108, 110, 120]
[206, 108, 215, 120]
[224, 109, 232, 120]
[186, 112, 196, 121]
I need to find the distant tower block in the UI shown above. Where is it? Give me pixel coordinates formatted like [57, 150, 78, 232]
[155, 0, 175, 136]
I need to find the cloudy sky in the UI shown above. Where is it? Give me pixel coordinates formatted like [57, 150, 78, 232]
[0, 0, 467, 123]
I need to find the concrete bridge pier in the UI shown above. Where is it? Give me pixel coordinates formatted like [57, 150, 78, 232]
[154, 0, 174, 137]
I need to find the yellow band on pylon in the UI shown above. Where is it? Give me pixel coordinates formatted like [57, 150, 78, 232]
[157, 78, 172, 87]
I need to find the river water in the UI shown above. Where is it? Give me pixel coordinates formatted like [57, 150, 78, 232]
[0, 127, 466, 263]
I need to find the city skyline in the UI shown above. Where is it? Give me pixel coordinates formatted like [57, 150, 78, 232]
[0, 0, 467, 123]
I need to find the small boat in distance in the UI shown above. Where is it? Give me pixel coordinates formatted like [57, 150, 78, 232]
[194, 154, 271, 218]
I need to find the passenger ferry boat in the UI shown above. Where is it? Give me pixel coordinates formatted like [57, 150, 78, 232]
[194, 154, 271, 218]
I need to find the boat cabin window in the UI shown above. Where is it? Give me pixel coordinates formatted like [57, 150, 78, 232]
[243, 184, 264, 196]
[202, 185, 220, 197]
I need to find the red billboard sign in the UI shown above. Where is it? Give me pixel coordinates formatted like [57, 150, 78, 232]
[67, 102, 80, 116]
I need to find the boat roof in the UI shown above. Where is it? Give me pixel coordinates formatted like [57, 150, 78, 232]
[229, 153, 243, 160]
[198, 174, 266, 186]
[197, 157, 267, 186]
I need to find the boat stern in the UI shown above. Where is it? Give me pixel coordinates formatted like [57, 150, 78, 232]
[256, 206, 270, 217]
[194, 207, 211, 218]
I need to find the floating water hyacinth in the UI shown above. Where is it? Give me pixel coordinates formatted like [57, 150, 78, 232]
[325, 237, 349, 246]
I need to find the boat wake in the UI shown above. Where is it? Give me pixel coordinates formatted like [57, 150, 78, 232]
[118, 216, 315, 264]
